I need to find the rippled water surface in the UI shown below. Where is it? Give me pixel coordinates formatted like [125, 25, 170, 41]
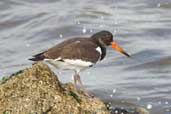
[0, 0, 171, 113]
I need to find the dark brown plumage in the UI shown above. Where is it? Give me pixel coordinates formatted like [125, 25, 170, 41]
[29, 31, 113, 63]
[29, 30, 130, 97]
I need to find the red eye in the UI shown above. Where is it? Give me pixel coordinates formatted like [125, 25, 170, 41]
[105, 34, 111, 38]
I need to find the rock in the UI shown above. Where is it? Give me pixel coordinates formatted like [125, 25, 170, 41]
[110, 108, 129, 114]
[135, 107, 150, 114]
[0, 62, 109, 114]
[109, 107, 150, 114]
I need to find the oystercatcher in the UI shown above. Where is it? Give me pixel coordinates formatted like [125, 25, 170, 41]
[29, 30, 130, 97]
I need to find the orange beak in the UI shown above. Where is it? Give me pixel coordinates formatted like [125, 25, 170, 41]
[111, 41, 130, 57]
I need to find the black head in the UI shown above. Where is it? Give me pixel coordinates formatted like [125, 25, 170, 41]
[91, 30, 113, 46]
[91, 30, 130, 57]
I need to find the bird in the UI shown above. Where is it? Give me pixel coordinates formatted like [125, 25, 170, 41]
[29, 30, 130, 97]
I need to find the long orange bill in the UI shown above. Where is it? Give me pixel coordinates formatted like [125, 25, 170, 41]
[111, 41, 130, 57]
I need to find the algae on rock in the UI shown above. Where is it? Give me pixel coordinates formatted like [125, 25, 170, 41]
[0, 62, 109, 114]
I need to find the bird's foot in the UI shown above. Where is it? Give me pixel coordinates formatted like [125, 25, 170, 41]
[74, 86, 94, 98]
[83, 90, 94, 98]
[73, 73, 94, 98]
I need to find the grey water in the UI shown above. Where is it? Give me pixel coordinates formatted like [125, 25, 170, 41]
[0, 0, 171, 113]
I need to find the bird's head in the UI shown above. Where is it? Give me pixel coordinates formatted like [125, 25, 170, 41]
[92, 30, 130, 57]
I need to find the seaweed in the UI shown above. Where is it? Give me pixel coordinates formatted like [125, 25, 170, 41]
[0, 70, 23, 84]
[0, 76, 10, 84]
[68, 90, 81, 103]
[3, 110, 12, 114]
[11, 70, 23, 76]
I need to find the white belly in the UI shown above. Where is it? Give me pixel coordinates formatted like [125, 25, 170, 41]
[44, 59, 93, 73]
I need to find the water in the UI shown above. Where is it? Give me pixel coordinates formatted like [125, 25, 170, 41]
[0, 0, 171, 113]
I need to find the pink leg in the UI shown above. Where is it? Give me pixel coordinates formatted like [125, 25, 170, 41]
[74, 73, 94, 98]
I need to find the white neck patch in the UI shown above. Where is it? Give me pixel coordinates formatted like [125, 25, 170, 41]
[96, 46, 102, 55]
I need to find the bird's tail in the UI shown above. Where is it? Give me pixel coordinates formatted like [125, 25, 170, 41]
[29, 52, 46, 61]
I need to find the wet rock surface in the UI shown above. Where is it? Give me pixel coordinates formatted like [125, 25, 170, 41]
[0, 62, 109, 114]
[109, 107, 149, 114]
[110, 107, 137, 114]
[0, 62, 149, 114]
